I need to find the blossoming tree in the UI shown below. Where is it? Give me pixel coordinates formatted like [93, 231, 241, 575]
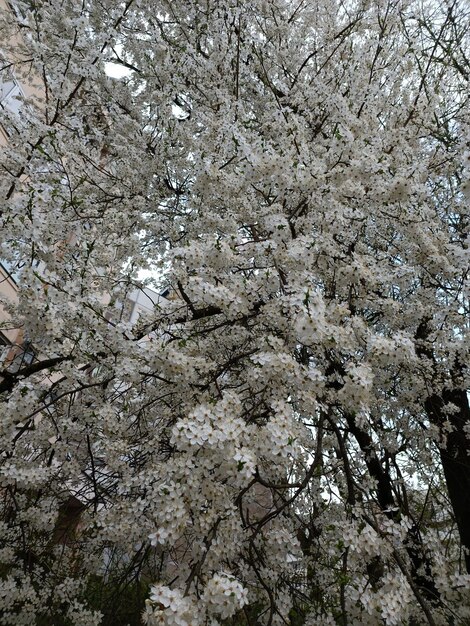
[0, 0, 469, 624]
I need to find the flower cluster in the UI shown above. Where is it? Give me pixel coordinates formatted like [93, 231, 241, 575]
[202, 572, 248, 619]
[1, 0, 469, 624]
[171, 393, 246, 451]
[143, 586, 199, 626]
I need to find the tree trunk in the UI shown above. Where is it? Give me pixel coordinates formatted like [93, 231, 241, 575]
[425, 388, 470, 573]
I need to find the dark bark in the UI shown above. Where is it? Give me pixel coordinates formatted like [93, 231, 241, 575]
[0, 355, 71, 394]
[325, 358, 440, 600]
[425, 388, 470, 573]
[345, 412, 440, 602]
[416, 320, 470, 573]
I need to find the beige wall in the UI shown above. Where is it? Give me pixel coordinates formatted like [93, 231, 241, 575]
[0, 266, 20, 344]
[0, 0, 44, 145]
[0, 0, 45, 348]
[0, 0, 22, 348]
[0, 122, 8, 146]
[0, 0, 35, 359]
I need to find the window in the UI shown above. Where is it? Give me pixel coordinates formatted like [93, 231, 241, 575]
[0, 332, 12, 367]
[0, 259, 22, 283]
[0, 70, 24, 115]
[1, 256, 41, 283]
[7, 340, 35, 373]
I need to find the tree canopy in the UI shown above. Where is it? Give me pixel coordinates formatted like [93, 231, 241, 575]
[0, 0, 469, 624]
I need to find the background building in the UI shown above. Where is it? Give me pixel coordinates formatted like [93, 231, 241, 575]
[0, 0, 34, 367]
